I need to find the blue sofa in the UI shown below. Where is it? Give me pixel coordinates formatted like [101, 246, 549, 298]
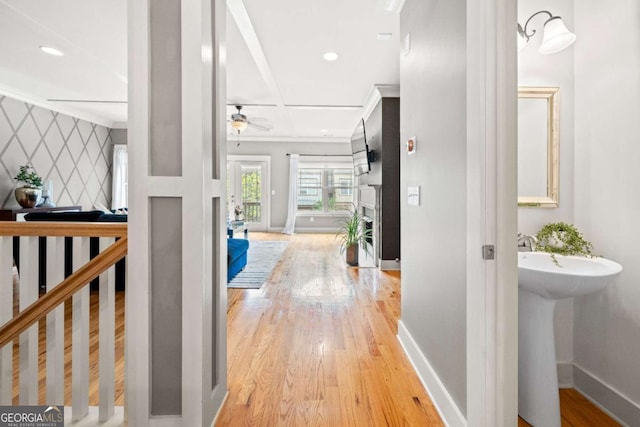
[227, 238, 249, 282]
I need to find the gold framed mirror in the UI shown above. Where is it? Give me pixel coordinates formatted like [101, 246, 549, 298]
[518, 87, 559, 207]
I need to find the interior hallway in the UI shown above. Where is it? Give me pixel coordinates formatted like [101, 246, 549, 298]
[217, 232, 442, 426]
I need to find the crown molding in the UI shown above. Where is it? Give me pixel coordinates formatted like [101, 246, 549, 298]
[111, 121, 128, 129]
[359, 84, 400, 123]
[0, 86, 115, 128]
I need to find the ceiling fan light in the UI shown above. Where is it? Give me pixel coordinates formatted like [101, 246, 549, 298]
[231, 120, 248, 132]
[539, 17, 576, 54]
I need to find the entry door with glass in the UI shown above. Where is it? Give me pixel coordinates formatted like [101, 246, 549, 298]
[227, 159, 269, 231]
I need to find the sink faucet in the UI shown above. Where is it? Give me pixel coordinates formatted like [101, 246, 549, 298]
[517, 233, 538, 252]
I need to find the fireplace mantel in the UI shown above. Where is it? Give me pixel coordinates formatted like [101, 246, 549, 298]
[358, 185, 380, 210]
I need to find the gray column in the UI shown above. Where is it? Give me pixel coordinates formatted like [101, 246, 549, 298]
[127, 0, 228, 425]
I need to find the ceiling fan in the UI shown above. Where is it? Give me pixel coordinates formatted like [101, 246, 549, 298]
[229, 105, 271, 134]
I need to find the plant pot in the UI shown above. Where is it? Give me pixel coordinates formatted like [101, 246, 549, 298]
[345, 243, 359, 266]
[14, 185, 41, 208]
[548, 231, 566, 249]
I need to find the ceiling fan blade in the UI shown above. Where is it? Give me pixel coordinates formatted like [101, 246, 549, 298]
[248, 117, 269, 123]
[248, 121, 271, 131]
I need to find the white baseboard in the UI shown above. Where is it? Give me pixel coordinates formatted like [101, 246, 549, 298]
[268, 226, 342, 234]
[289, 227, 339, 233]
[378, 259, 401, 271]
[397, 320, 467, 427]
[573, 363, 640, 426]
[557, 362, 574, 388]
[211, 391, 230, 427]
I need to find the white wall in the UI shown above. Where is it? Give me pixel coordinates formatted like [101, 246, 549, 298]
[517, 0, 576, 378]
[399, 0, 467, 415]
[227, 139, 352, 231]
[573, 0, 640, 422]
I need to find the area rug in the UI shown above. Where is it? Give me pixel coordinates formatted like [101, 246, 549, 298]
[227, 240, 289, 289]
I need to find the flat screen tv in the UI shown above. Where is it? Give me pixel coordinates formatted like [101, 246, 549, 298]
[351, 118, 370, 176]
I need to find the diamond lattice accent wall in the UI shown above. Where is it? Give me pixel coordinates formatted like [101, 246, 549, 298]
[0, 95, 113, 210]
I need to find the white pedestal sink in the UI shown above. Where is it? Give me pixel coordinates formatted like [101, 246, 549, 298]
[518, 252, 622, 427]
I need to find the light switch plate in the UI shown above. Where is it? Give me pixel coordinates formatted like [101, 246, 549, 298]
[403, 33, 411, 56]
[407, 186, 420, 206]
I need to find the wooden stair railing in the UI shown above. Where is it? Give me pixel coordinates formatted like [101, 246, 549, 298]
[0, 236, 127, 348]
[0, 222, 127, 424]
[0, 222, 127, 238]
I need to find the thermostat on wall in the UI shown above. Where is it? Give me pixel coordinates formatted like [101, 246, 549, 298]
[406, 136, 417, 154]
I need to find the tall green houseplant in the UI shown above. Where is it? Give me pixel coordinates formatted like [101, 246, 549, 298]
[337, 208, 372, 266]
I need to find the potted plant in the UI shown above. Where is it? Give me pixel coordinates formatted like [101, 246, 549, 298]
[535, 222, 594, 265]
[336, 208, 372, 266]
[14, 165, 43, 208]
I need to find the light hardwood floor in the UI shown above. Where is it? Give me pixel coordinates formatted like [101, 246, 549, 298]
[217, 232, 442, 426]
[9, 232, 620, 426]
[518, 388, 621, 427]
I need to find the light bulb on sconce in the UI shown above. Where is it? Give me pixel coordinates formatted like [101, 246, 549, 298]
[518, 10, 576, 54]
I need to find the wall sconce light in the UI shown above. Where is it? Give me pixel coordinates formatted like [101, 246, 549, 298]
[518, 10, 576, 54]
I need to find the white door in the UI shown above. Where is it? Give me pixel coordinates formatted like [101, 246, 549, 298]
[227, 157, 270, 231]
[466, 0, 518, 425]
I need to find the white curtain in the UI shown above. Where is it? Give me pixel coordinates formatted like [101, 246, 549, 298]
[111, 144, 128, 210]
[282, 154, 299, 234]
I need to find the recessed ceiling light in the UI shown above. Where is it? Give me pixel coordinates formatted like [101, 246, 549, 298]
[323, 51, 339, 61]
[377, 33, 393, 41]
[39, 45, 64, 56]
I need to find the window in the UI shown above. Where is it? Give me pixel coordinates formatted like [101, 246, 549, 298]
[111, 145, 128, 210]
[297, 164, 354, 213]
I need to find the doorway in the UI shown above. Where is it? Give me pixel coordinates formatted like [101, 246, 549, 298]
[227, 156, 271, 232]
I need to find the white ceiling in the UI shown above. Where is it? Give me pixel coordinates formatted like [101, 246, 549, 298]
[0, 0, 400, 142]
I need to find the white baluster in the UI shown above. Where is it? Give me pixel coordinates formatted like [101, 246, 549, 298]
[72, 236, 90, 421]
[99, 237, 115, 421]
[46, 237, 65, 405]
[0, 236, 13, 404]
[19, 236, 38, 404]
